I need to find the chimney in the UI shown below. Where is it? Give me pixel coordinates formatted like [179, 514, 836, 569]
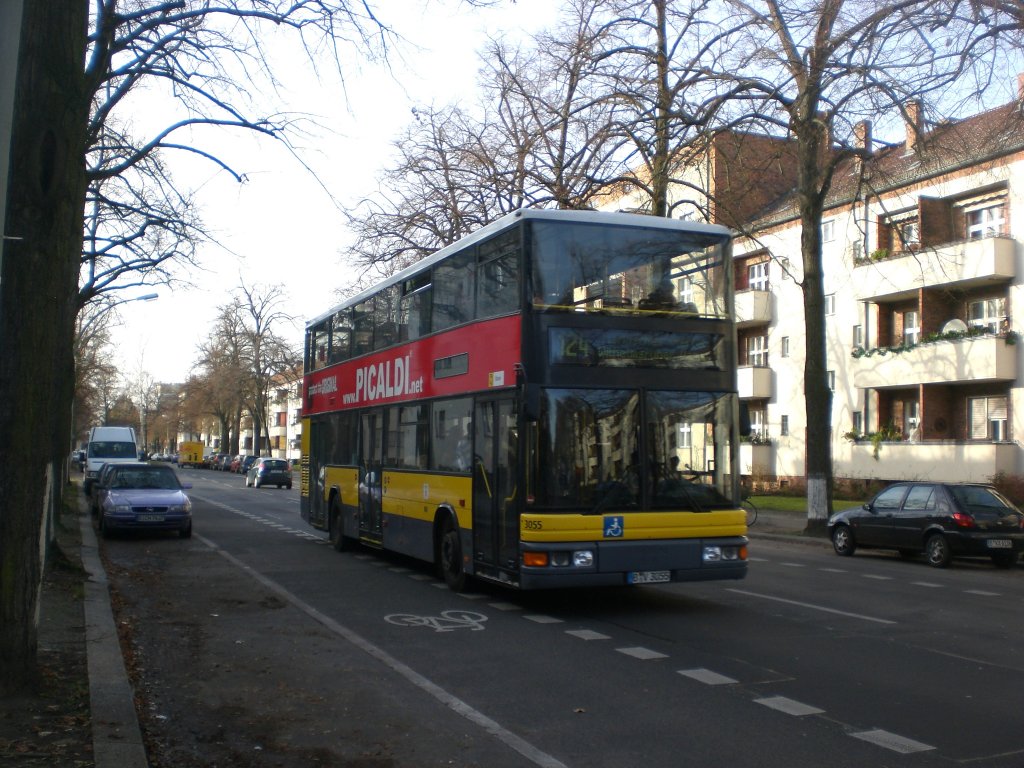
[854, 120, 872, 152]
[905, 100, 922, 151]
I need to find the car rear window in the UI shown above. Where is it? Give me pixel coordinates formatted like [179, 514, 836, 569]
[263, 460, 288, 470]
[948, 485, 1019, 517]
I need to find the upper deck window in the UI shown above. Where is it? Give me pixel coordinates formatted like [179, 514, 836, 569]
[530, 221, 728, 319]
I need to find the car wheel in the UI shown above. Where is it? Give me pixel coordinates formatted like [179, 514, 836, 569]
[438, 515, 466, 592]
[925, 533, 952, 568]
[255, 479, 262, 489]
[831, 524, 855, 556]
[245, 476, 250, 487]
[99, 515, 111, 539]
[286, 483, 292, 490]
[180, 521, 192, 539]
[991, 551, 1017, 569]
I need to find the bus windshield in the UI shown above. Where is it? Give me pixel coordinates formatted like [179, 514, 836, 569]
[531, 387, 736, 512]
[530, 220, 728, 317]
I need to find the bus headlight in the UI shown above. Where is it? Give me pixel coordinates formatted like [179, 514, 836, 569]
[703, 545, 745, 562]
[573, 550, 594, 567]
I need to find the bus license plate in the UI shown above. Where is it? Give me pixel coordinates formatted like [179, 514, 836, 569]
[629, 570, 670, 584]
[987, 539, 1012, 549]
[137, 514, 164, 522]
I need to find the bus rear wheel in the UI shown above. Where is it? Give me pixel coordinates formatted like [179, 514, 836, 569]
[439, 515, 466, 592]
[329, 501, 348, 552]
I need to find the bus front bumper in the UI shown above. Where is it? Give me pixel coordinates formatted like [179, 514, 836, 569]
[517, 536, 748, 590]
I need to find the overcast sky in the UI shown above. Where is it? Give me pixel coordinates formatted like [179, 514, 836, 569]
[112, 0, 560, 384]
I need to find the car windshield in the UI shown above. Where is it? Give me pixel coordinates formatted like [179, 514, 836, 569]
[89, 441, 137, 459]
[948, 486, 1020, 518]
[112, 468, 181, 490]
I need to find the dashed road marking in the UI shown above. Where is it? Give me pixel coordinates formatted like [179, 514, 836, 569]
[965, 589, 1000, 596]
[565, 629, 610, 641]
[851, 729, 934, 754]
[617, 647, 668, 660]
[755, 696, 824, 716]
[678, 668, 737, 685]
[524, 614, 564, 624]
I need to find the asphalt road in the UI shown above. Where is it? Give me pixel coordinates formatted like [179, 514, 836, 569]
[110, 467, 1024, 768]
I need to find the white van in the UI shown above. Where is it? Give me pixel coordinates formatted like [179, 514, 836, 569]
[84, 425, 139, 494]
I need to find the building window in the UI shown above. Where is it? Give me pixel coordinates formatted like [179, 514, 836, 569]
[781, 336, 789, 358]
[966, 202, 1005, 239]
[904, 400, 920, 441]
[749, 407, 766, 440]
[780, 415, 789, 437]
[678, 277, 694, 306]
[898, 219, 919, 249]
[853, 411, 863, 434]
[747, 334, 768, 367]
[825, 293, 835, 315]
[968, 297, 1006, 334]
[822, 219, 835, 243]
[679, 422, 692, 449]
[748, 261, 769, 291]
[827, 370, 835, 391]
[853, 324, 863, 348]
[970, 396, 1007, 441]
[903, 310, 920, 345]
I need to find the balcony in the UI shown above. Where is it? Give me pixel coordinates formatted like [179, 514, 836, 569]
[739, 443, 773, 476]
[837, 440, 1017, 483]
[852, 334, 1016, 389]
[737, 365, 773, 399]
[853, 236, 1015, 301]
[735, 289, 771, 327]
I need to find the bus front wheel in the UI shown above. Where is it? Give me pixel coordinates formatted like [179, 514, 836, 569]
[439, 515, 466, 592]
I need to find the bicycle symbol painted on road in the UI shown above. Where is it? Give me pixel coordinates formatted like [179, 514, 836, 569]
[385, 610, 488, 632]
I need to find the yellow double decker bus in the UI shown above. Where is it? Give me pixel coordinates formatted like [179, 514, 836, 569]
[300, 209, 748, 590]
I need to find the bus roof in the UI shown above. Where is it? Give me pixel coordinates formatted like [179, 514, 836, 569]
[307, 208, 732, 330]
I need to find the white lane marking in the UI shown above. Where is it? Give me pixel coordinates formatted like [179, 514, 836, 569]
[524, 614, 564, 624]
[194, 533, 568, 768]
[851, 729, 934, 753]
[965, 589, 1000, 596]
[566, 629, 610, 641]
[863, 574, 892, 581]
[678, 668, 737, 685]
[819, 567, 847, 573]
[489, 602, 522, 612]
[780, 562, 806, 568]
[617, 647, 668, 660]
[912, 581, 943, 588]
[727, 589, 897, 625]
[754, 696, 824, 716]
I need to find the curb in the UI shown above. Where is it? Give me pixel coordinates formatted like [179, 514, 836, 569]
[78, 509, 148, 768]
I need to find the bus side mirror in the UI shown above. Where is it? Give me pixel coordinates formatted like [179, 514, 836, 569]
[524, 384, 541, 422]
[739, 402, 751, 437]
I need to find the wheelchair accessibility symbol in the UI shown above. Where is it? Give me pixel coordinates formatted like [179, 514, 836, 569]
[385, 610, 488, 632]
[603, 516, 624, 538]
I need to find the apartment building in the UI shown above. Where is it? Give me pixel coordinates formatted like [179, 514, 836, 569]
[608, 86, 1024, 485]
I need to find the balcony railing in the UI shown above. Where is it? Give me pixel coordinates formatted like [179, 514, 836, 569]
[738, 365, 773, 399]
[853, 235, 1015, 301]
[837, 440, 1016, 482]
[735, 289, 772, 327]
[852, 334, 1016, 389]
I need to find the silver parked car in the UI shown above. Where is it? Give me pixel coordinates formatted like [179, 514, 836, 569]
[97, 462, 193, 539]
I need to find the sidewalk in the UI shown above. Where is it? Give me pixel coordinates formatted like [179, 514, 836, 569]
[78, 490, 148, 768]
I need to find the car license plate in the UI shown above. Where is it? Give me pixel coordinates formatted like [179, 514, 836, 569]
[629, 570, 671, 584]
[987, 539, 1012, 549]
[137, 514, 164, 522]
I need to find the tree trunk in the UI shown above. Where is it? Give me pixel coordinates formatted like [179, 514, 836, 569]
[796, 119, 834, 535]
[0, 0, 88, 692]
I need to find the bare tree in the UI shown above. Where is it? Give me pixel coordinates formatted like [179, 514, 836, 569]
[0, 0, 415, 692]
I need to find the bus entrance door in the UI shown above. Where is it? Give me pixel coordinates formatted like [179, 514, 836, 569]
[308, 420, 327, 529]
[473, 398, 519, 580]
[359, 412, 384, 546]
